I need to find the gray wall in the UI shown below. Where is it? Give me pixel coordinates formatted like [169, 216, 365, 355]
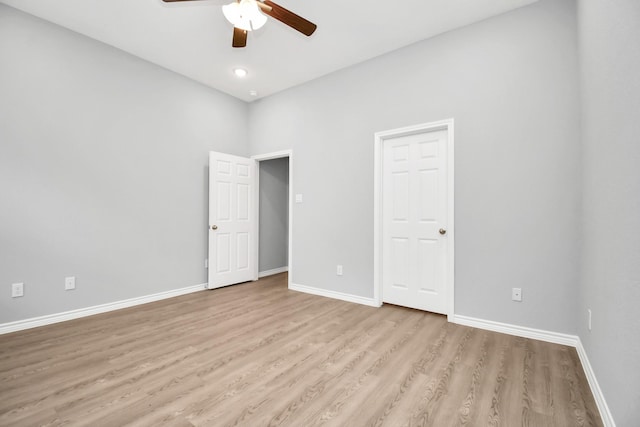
[258, 157, 289, 273]
[0, 5, 249, 323]
[578, 0, 640, 424]
[249, 0, 582, 334]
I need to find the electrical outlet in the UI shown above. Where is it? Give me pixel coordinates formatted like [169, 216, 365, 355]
[11, 282, 24, 298]
[512, 287, 522, 302]
[295, 194, 303, 204]
[588, 309, 592, 331]
[65, 276, 76, 290]
[336, 265, 343, 276]
[205, 259, 208, 269]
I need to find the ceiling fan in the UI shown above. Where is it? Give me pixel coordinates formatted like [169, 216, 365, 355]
[162, 0, 317, 48]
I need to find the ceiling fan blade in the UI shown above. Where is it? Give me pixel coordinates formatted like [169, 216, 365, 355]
[232, 27, 247, 48]
[260, 0, 317, 36]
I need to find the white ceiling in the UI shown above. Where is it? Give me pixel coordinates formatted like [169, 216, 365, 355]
[1, 0, 538, 102]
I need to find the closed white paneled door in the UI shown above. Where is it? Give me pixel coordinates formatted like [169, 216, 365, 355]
[208, 151, 257, 289]
[382, 129, 449, 314]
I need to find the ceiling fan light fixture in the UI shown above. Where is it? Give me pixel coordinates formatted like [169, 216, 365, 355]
[223, 0, 267, 32]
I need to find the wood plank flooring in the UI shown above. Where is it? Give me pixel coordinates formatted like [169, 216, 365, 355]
[0, 273, 602, 426]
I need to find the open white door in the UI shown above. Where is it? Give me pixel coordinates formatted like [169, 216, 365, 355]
[208, 151, 257, 289]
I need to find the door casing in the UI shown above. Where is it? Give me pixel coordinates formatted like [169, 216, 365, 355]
[373, 119, 455, 320]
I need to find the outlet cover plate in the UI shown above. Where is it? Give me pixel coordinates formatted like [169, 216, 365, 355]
[65, 276, 76, 290]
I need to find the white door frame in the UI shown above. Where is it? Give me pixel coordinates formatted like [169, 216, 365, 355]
[251, 150, 293, 288]
[374, 119, 455, 320]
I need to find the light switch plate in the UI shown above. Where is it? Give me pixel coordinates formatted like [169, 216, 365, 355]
[12, 282, 24, 298]
[512, 287, 522, 302]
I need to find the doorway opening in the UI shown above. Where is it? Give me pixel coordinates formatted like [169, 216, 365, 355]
[253, 150, 293, 288]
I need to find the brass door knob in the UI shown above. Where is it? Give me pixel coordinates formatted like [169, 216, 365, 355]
[211, 225, 218, 230]
[439, 228, 447, 235]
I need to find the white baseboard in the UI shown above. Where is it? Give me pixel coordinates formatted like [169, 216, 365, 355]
[575, 338, 616, 427]
[289, 283, 380, 308]
[258, 266, 288, 278]
[451, 314, 579, 346]
[0, 283, 206, 335]
[451, 314, 614, 426]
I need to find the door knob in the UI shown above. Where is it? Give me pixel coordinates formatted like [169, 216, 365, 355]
[439, 228, 447, 235]
[211, 225, 218, 230]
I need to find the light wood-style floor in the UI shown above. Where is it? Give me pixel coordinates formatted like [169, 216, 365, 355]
[0, 273, 602, 426]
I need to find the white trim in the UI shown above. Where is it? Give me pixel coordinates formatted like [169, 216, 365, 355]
[290, 283, 381, 308]
[287, 152, 293, 289]
[252, 150, 294, 289]
[374, 118, 455, 319]
[0, 283, 206, 335]
[258, 266, 289, 278]
[251, 150, 292, 162]
[446, 121, 455, 321]
[575, 338, 617, 427]
[252, 155, 261, 282]
[451, 314, 578, 346]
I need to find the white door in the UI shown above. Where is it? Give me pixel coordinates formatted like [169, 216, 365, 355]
[381, 128, 450, 314]
[208, 151, 257, 289]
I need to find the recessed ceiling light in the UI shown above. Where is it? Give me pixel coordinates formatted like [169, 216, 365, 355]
[233, 68, 248, 78]
[249, 90, 258, 97]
